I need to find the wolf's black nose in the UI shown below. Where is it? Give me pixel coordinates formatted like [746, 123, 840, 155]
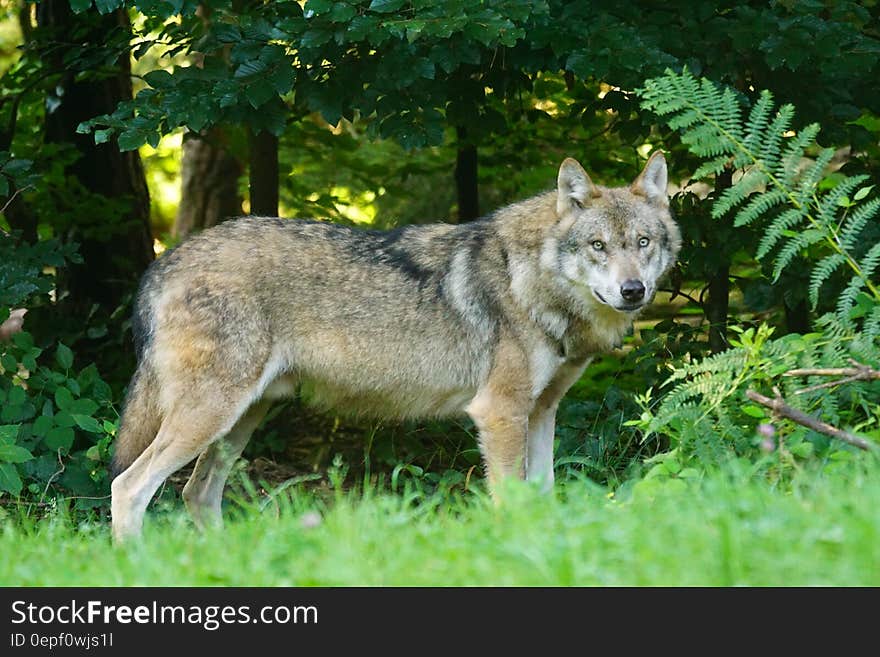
[620, 279, 645, 302]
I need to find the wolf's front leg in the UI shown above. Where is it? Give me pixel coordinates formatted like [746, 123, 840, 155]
[466, 339, 533, 496]
[526, 409, 556, 493]
[467, 388, 530, 494]
[525, 358, 591, 493]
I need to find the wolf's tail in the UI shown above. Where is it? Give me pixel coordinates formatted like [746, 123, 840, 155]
[110, 363, 162, 480]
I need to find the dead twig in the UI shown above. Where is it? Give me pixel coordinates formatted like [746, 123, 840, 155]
[784, 358, 880, 395]
[745, 388, 874, 452]
[0, 183, 34, 214]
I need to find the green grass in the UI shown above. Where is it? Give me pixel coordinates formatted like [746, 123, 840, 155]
[3, 460, 879, 586]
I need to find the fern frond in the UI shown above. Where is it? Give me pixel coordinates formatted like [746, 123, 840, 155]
[777, 124, 821, 187]
[839, 197, 880, 251]
[639, 69, 880, 332]
[808, 253, 847, 308]
[682, 123, 735, 157]
[772, 228, 825, 281]
[693, 155, 732, 180]
[741, 91, 774, 154]
[862, 305, 880, 339]
[712, 168, 767, 218]
[858, 241, 880, 281]
[794, 148, 835, 204]
[733, 188, 788, 227]
[836, 276, 865, 328]
[755, 104, 795, 165]
[755, 207, 808, 259]
[816, 175, 870, 226]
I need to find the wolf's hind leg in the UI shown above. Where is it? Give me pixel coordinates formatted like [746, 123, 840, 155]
[182, 400, 271, 529]
[111, 398, 254, 543]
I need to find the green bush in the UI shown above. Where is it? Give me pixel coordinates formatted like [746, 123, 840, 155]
[0, 230, 115, 513]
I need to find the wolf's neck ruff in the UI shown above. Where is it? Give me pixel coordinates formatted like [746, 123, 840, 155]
[110, 152, 679, 541]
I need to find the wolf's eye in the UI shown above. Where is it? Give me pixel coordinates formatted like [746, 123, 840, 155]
[592, 240, 605, 252]
[638, 236, 650, 248]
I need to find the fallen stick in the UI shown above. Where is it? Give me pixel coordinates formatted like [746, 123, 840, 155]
[784, 359, 880, 395]
[745, 389, 874, 452]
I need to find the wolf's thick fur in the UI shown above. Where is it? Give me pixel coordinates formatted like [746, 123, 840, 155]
[111, 152, 680, 540]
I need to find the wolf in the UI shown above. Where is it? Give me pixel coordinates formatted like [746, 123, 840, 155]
[110, 151, 680, 541]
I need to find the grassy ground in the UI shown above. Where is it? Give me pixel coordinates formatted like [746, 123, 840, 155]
[3, 458, 879, 587]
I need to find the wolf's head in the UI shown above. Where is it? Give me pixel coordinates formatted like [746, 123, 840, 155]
[548, 151, 681, 315]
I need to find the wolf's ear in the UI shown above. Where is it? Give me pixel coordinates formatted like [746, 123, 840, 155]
[557, 158, 599, 216]
[631, 151, 668, 205]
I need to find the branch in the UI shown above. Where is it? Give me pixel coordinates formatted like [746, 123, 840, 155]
[0, 183, 34, 214]
[745, 388, 874, 452]
[784, 359, 880, 395]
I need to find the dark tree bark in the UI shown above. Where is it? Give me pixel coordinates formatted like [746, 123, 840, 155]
[37, 1, 153, 310]
[248, 129, 279, 217]
[174, 128, 243, 239]
[454, 126, 479, 222]
[706, 167, 733, 353]
[784, 298, 811, 334]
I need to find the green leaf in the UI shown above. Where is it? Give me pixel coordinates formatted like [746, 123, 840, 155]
[329, 2, 357, 22]
[94, 129, 113, 145]
[1, 404, 24, 423]
[305, 0, 334, 12]
[212, 23, 242, 44]
[234, 60, 268, 79]
[7, 385, 25, 406]
[0, 353, 17, 372]
[854, 185, 874, 201]
[56, 343, 74, 370]
[54, 387, 74, 410]
[54, 411, 77, 428]
[94, 0, 124, 14]
[245, 79, 276, 109]
[44, 426, 74, 452]
[790, 442, 814, 458]
[144, 69, 174, 88]
[72, 414, 103, 433]
[70, 398, 99, 415]
[68, 0, 93, 13]
[269, 64, 297, 95]
[369, 0, 406, 12]
[741, 405, 766, 418]
[0, 443, 33, 463]
[0, 425, 16, 442]
[0, 463, 22, 496]
[32, 415, 53, 438]
[117, 130, 148, 152]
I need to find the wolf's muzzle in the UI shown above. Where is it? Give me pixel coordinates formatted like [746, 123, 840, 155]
[620, 279, 645, 303]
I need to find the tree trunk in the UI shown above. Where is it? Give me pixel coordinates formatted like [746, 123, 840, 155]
[454, 126, 479, 222]
[248, 129, 279, 217]
[706, 168, 733, 353]
[174, 128, 243, 239]
[784, 298, 811, 334]
[37, 1, 153, 311]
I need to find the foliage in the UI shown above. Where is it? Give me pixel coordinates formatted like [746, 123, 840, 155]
[0, 232, 115, 509]
[0, 333, 116, 505]
[78, 0, 552, 150]
[640, 69, 880, 334]
[633, 70, 880, 473]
